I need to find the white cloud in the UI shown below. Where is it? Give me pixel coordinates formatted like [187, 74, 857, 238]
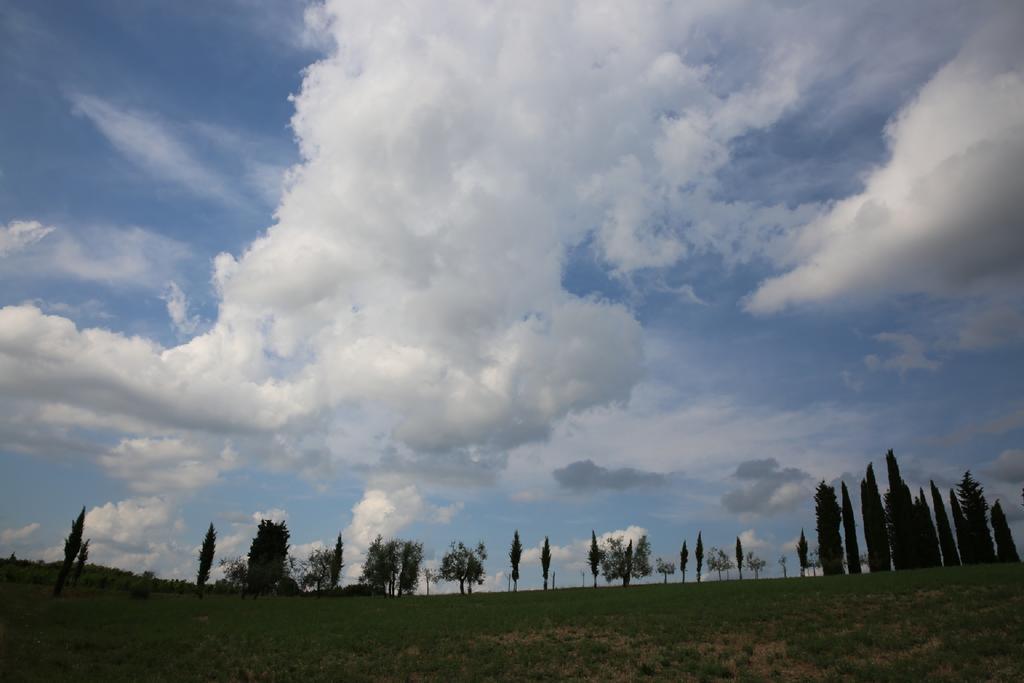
[747, 23, 1024, 313]
[98, 438, 238, 493]
[162, 282, 200, 336]
[1, 522, 40, 544]
[343, 485, 459, 556]
[0, 220, 53, 257]
[737, 529, 771, 553]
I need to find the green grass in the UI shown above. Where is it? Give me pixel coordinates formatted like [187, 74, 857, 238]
[2, 564, 1022, 681]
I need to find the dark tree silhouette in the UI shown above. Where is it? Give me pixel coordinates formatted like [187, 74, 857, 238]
[633, 535, 652, 583]
[735, 537, 744, 580]
[695, 532, 704, 584]
[840, 482, 862, 574]
[439, 541, 487, 595]
[196, 523, 216, 598]
[884, 450, 918, 570]
[587, 531, 602, 588]
[956, 471, 996, 564]
[913, 489, 942, 568]
[990, 500, 1020, 563]
[510, 530, 523, 592]
[541, 536, 551, 590]
[814, 482, 844, 575]
[71, 539, 90, 587]
[930, 481, 960, 567]
[949, 489, 975, 564]
[796, 529, 809, 577]
[860, 463, 891, 572]
[246, 519, 289, 597]
[600, 536, 635, 586]
[679, 540, 688, 583]
[54, 506, 85, 597]
[330, 533, 344, 589]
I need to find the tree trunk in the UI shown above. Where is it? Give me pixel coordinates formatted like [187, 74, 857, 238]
[459, 579, 465, 595]
[593, 575, 597, 588]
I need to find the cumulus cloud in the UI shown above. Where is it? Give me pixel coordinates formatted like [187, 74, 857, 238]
[520, 526, 648, 573]
[1, 522, 40, 544]
[747, 18, 1024, 313]
[343, 486, 460, 555]
[552, 459, 666, 492]
[98, 438, 238, 493]
[721, 458, 812, 518]
[0, 220, 53, 257]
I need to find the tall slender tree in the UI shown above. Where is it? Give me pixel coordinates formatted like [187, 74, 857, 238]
[913, 489, 942, 568]
[950, 489, 974, 564]
[860, 463, 891, 572]
[796, 529, 809, 577]
[930, 481, 960, 567]
[587, 531, 601, 588]
[956, 471, 997, 564]
[330, 533, 344, 588]
[540, 536, 551, 590]
[679, 540, 688, 583]
[840, 482, 862, 574]
[814, 481, 844, 575]
[735, 537, 744, 580]
[884, 450, 918, 570]
[510, 530, 523, 592]
[695, 532, 704, 583]
[990, 500, 1020, 563]
[71, 539, 90, 587]
[196, 523, 216, 598]
[54, 506, 85, 597]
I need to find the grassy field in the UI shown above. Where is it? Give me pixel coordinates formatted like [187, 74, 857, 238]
[1, 564, 1022, 681]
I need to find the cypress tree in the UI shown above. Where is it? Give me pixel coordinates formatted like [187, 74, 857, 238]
[54, 506, 86, 597]
[990, 501, 1020, 563]
[861, 463, 891, 572]
[950, 489, 975, 565]
[930, 481, 960, 567]
[330, 533, 344, 588]
[956, 471, 996, 564]
[884, 450, 918, 570]
[735, 537, 744, 580]
[587, 531, 600, 588]
[540, 536, 551, 590]
[510, 530, 523, 591]
[796, 529, 809, 577]
[840, 481, 862, 574]
[695, 532, 703, 583]
[913, 489, 942, 568]
[196, 523, 216, 598]
[71, 539, 90, 587]
[679, 540, 688, 583]
[814, 481, 844, 575]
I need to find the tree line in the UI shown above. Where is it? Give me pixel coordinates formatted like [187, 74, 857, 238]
[806, 449, 1020, 577]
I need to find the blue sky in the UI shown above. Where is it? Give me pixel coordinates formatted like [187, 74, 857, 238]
[2, 0, 1023, 589]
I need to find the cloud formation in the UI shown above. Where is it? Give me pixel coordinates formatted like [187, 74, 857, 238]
[721, 458, 812, 518]
[552, 459, 666, 492]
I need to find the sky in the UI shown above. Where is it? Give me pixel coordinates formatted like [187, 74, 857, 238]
[1, 0, 1023, 591]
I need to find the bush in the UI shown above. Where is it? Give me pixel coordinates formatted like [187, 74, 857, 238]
[129, 571, 154, 599]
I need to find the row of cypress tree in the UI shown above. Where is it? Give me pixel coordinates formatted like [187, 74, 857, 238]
[812, 449, 1020, 576]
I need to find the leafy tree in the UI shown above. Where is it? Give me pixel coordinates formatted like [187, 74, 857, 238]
[510, 530, 523, 592]
[840, 482, 862, 574]
[778, 555, 788, 578]
[884, 450, 918, 570]
[541, 536, 552, 590]
[219, 556, 248, 594]
[439, 541, 487, 595]
[632, 535, 652, 583]
[679, 540, 688, 583]
[956, 471, 997, 564]
[930, 481, 960, 567]
[746, 552, 766, 579]
[196, 523, 216, 598]
[246, 519, 290, 597]
[814, 481, 844, 575]
[950, 489, 974, 564]
[695, 532, 704, 583]
[71, 539, 90, 587]
[599, 536, 633, 586]
[304, 547, 334, 595]
[860, 463, 891, 572]
[54, 506, 85, 597]
[361, 535, 417, 597]
[796, 529, 809, 577]
[735, 537, 744, 580]
[707, 547, 733, 581]
[808, 547, 821, 576]
[422, 567, 437, 595]
[587, 531, 602, 588]
[913, 488, 942, 568]
[330, 533, 344, 588]
[990, 500, 1020, 563]
[655, 558, 676, 583]
[398, 540, 424, 595]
